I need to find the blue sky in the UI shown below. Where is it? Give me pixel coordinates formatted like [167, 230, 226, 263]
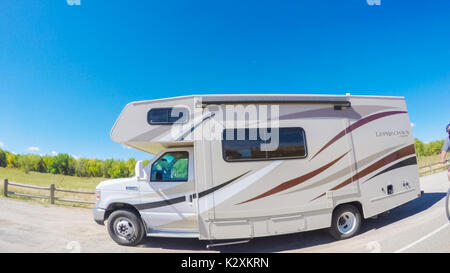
[0, 0, 449, 160]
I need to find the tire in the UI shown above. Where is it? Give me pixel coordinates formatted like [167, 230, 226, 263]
[107, 209, 145, 246]
[329, 204, 362, 240]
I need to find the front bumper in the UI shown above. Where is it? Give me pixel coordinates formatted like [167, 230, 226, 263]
[93, 207, 106, 225]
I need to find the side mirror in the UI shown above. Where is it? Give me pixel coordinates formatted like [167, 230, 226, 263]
[135, 160, 147, 181]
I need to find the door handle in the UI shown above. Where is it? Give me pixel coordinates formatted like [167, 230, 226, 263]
[187, 194, 195, 206]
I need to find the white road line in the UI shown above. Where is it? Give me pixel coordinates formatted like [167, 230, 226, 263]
[394, 222, 450, 253]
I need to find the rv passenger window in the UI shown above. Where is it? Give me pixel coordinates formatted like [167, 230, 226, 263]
[222, 127, 307, 161]
[150, 151, 189, 182]
[147, 107, 189, 125]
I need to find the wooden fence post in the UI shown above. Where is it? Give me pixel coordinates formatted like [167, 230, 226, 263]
[3, 179, 7, 197]
[50, 184, 55, 204]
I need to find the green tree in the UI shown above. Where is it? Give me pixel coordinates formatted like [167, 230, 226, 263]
[126, 158, 136, 177]
[75, 158, 89, 177]
[17, 154, 46, 173]
[6, 153, 18, 168]
[47, 154, 75, 175]
[0, 149, 6, 167]
[428, 140, 444, 155]
[87, 159, 103, 177]
[143, 159, 151, 168]
[414, 138, 425, 156]
[101, 159, 114, 178]
[108, 160, 129, 178]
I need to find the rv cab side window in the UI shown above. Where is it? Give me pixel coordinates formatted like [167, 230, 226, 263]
[222, 127, 307, 162]
[150, 151, 189, 182]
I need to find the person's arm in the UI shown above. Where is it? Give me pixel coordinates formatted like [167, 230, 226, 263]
[441, 151, 447, 163]
[442, 139, 449, 163]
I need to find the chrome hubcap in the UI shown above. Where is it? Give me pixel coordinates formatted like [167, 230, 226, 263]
[114, 217, 135, 241]
[337, 212, 357, 235]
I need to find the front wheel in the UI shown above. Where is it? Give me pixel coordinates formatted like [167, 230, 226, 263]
[107, 209, 145, 246]
[329, 204, 362, 240]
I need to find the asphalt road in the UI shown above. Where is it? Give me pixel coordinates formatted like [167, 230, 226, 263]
[0, 171, 449, 253]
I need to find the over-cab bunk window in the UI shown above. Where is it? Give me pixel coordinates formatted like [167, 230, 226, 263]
[222, 127, 307, 162]
[147, 107, 189, 125]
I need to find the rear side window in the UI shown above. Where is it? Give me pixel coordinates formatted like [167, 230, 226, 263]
[147, 107, 189, 125]
[222, 127, 307, 162]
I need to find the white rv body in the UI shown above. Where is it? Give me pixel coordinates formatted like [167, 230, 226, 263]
[94, 94, 420, 241]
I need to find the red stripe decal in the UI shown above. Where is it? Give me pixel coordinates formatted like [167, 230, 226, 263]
[311, 144, 416, 201]
[310, 111, 408, 160]
[236, 151, 350, 205]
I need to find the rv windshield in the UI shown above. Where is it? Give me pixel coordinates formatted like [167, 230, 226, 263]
[150, 151, 189, 182]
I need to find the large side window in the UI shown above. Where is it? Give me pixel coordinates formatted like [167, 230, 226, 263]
[222, 127, 307, 162]
[147, 107, 189, 125]
[151, 151, 189, 182]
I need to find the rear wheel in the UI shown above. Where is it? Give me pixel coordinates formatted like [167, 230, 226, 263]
[107, 209, 145, 246]
[329, 204, 362, 240]
[446, 188, 450, 221]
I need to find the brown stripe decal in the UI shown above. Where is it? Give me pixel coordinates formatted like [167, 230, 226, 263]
[236, 151, 350, 205]
[311, 144, 416, 201]
[282, 144, 404, 195]
[310, 111, 408, 160]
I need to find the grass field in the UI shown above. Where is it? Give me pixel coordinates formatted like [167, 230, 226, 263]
[0, 167, 105, 190]
[0, 167, 107, 208]
[417, 154, 449, 176]
[417, 154, 448, 167]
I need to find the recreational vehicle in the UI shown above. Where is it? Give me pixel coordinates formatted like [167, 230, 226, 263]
[93, 94, 421, 246]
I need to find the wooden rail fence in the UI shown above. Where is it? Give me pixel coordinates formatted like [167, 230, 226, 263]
[418, 161, 450, 176]
[2, 179, 95, 205]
